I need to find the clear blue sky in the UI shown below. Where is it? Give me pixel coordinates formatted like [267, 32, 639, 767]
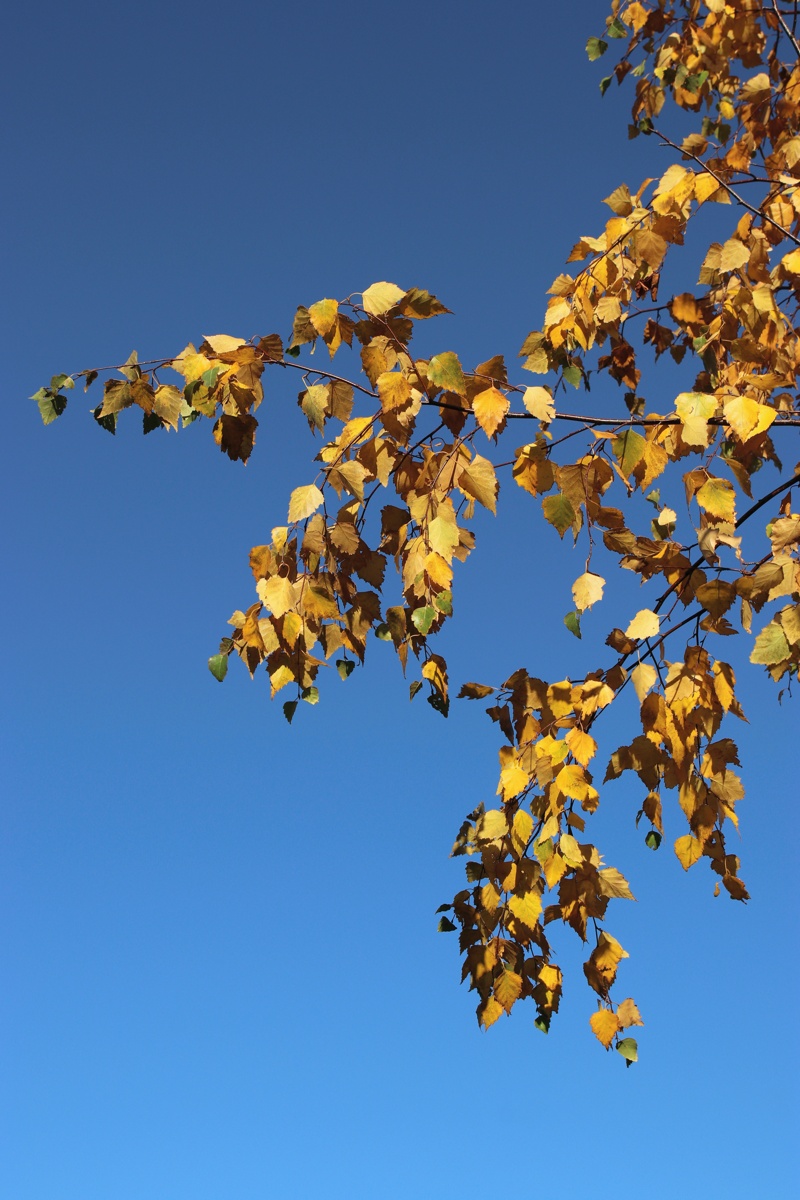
[3, 2, 797, 1197]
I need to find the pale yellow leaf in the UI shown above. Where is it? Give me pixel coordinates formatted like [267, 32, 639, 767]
[307, 298, 339, 337]
[598, 866, 636, 900]
[203, 334, 247, 355]
[288, 484, 325, 523]
[631, 661, 657, 702]
[476, 810, 507, 841]
[361, 281, 405, 316]
[522, 386, 555, 423]
[625, 609, 660, 640]
[572, 571, 605, 612]
[261, 576, 296, 620]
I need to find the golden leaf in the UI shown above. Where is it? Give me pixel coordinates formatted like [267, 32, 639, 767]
[288, 484, 324, 523]
[479, 996, 504, 1030]
[377, 370, 412, 412]
[427, 514, 460, 561]
[512, 809, 534, 855]
[508, 890, 542, 930]
[494, 969, 524, 1014]
[459, 455, 498, 514]
[625, 609, 660, 640]
[590, 1008, 621, 1049]
[473, 386, 509, 440]
[565, 728, 597, 766]
[556, 765, 593, 805]
[675, 392, 717, 448]
[361, 281, 405, 316]
[572, 571, 605, 612]
[674, 834, 703, 870]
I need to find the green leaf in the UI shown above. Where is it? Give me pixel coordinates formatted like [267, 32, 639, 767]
[534, 1014, 550, 1034]
[427, 351, 466, 397]
[208, 653, 228, 682]
[542, 492, 576, 538]
[437, 916, 457, 932]
[409, 680, 423, 701]
[283, 700, 298, 724]
[612, 429, 646, 477]
[564, 610, 582, 639]
[562, 363, 582, 388]
[411, 605, 436, 635]
[301, 686, 319, 705]
[645, 830, 662, 850]
[617, 1037, 638, 1065]
[606, 16, 626, 37]
[599, 75, 612, 96]
[336, 658, 355, 680]
[434, 590, 453, 615]
[586, 37, 608, 61]
[750, 621, 790, 666]
[32, 389, 68, 425]
[435, 903, 452, 913]
[374, 622, 392, 641]
[50, 374, 74, 391]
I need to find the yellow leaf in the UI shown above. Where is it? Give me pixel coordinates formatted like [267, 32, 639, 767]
[473, 386, 509, 440]
[696, 477, 736, 522]
[261, 576, 296, 620]
[307, 298, 339, 338]
[477, 810, 507, 841]
[719, 238, 750, 272]
[538, 963, 561, 991]
[724, 395, 776, 442]
[361, 281, 405, 316]
[572, 571, 605, 612]
[512, 809, 534, 854]
[508, 890, 542, 930]
[556, 765, 593, 805]
[558, 832, 583, 866]
[625, 609, 660, 640]
[565, 728, 597, 766]
[675, 392, 717, 448]
[590, 1008, 621, 1048]
[494, 969, 523, 1014]
[593, 932, 628, 973]
[459, 454, 498, 514]
[480, 881, 501, 912]
[616, 997, 644, 1028]
[377, 370, 412, 412]
[479, 996, 504, 1030]
[288, 484, 324, 523]
[269, 664, 294, 696]
[498, 762, 529, 801]
[522, 386, 555, 422]
[598, 867, 636, 900]
[202, 334, 247, 355]
[631, 661, 657, 702]
[674, 833, 703, 870]
[427, 514, 460, 561]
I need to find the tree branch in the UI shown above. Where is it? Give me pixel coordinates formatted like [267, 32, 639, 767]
[652, 126, 800, 246]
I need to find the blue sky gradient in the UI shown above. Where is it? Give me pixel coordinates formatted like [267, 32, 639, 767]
[4, 2, 798, 1196]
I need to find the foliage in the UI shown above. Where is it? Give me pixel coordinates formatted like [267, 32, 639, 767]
[34, 0, 800, 1062]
